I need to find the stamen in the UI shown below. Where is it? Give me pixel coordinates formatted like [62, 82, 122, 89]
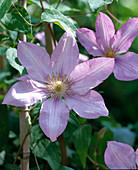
[44, 72, 74, 100]
[54, 81, 63, 92]
[105, 47, 116, 58]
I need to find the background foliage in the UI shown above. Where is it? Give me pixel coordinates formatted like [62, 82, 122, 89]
[0, 0, 138, 169]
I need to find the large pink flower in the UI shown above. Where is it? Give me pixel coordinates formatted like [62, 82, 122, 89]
[77, 12, 138, 81]
[104, 141, 138, 169]
[3, 31, 114, 142]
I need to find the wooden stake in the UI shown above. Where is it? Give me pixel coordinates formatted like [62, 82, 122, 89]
[19, 107, 30, 170]
[18, 0, 30, 169]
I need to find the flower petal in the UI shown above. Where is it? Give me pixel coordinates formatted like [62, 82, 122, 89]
[51, 31, 79, 75]
[136, 149, 138, 166]
[76, 28, 104, 56]
[114, 52, 138, 81]
[79, 53, 89, 63]
[2, 75, 46, 106]
[65, 90, 108, 119]
[17, 42, 51, 82]
[104, 141, 136, 169]
[35, 31, 46, 46]
[112, 18, 138, 54]
[39, 98, 69, 142]
[95, 12, 115, 50]
[70, 57, 115, 95]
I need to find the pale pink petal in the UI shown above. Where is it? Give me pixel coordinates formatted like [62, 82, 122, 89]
[76, 28, 104, 56]
[112, 18, 138, 54]
[39, 98, 69, 142]
[2, 75, 46, 106]
[136, 149, 138, 166]
[51, 31, 79, 75]
[95, 12, 115, 50]
[70, 57, 115, 95]
[17, 42, 51, 83]
[104, 141, 136, 169]
[65, 90, 108, 119]
[16, 75, 46, 89]
[114, 52, 138, 81]
[35, 31, 46, 46]
[79, 53, 89, 63]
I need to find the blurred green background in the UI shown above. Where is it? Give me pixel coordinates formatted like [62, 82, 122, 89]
[0, 0, 138, 169]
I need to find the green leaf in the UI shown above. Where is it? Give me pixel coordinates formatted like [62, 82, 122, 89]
[89, 128, 113, 165]
[0, 0, 11, 20]
[1, 7, 32, 37]
[31, 124, 61, 170]
[31, 124, 45, 143]
[0, 46, 7, 56]
[0, 70, 11, 82]
[6, 47, 24, 75]
[0, 150, 6, 165]
[73, 124, 92, 168]
[0, 105, 9, 151]
[88, 0, 113, 12]
[64, 110, 80, 138]
[0, 34, 9, 43]
[41, 8, 77, 36]
[34, 139, 61, 170]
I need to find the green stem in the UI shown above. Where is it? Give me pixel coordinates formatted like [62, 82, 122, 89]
[58, 134, 68, 166]
[87, 154, 109, 170]
[29, 134, 40, 170]
[105, 4, 123, 25]
[11, 131, 30, 170]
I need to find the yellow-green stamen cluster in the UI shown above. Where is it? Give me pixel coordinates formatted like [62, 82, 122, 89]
[44, 72, 74, 100]
[104, 47, 117, 58]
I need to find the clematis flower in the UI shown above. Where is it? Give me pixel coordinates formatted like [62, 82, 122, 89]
[77, 12, 138, 81]
[104, 141, 138, 169]
[2, 31, 114, 142]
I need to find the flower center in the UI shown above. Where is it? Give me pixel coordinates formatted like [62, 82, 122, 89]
[54, 81, 63, 92]
[44, 73, 74, 100]
[104, 47, 116, 58]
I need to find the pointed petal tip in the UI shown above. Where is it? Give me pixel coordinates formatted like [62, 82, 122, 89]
[1, 99, 6, 105]
[50, 137, 57, 142]
[39, 99, 69, 143]
[76, 28, 82, 34]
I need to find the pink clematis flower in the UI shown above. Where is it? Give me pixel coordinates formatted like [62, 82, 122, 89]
[104, 141, 138, 169]
[77, 12, 138, 81]
[2, 31, 114, 142]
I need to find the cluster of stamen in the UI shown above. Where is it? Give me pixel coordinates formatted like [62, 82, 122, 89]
[104, 47, 117, 58]
[44, 72, 74, 100]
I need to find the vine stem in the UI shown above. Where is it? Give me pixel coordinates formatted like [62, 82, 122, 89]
[11, 0, 42, 27]
[105, 4, 123, 25]
[55, 0, 62, 9]
[58, 134, 68, 165]
[39, 0, 56, 55]
[11, 113, 40, 170]
[87, 154, 109, 170]
[29, 134, 40, 170]
[11, 131, 30, 170]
